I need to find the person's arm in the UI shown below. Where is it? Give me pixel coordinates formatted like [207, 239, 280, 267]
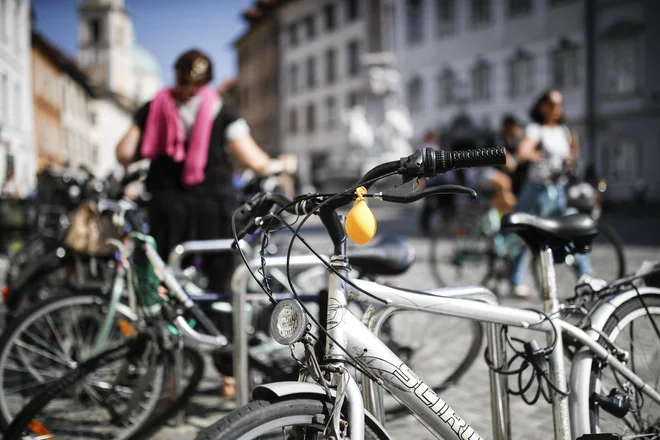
[504, 151, 517, 172]
[227, 133, 272, 176]
[224, 109, 296, 177]
[517, 136, 544, 162]
[569, 130, 580, 160]
[116, 102, 150, 167]
[116, 125, 141, 166]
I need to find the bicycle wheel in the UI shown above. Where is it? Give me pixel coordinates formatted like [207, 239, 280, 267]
[379, 310, 483, 419]
[131, 347, 205, 439]
[4, 335, 165, 440]
[0, 293, 136, 430]
[589, 295, 660, 437]
[429, 206, 494, 288]
[532, 220, 626, 299]
[5, 255, 114, 321]
[196, 398, 389, 440]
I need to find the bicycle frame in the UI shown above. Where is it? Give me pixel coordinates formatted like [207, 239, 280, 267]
[320, 247, 660, 440]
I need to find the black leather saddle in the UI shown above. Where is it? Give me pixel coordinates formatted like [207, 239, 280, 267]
[501, 213, 599, 257]
[347, 234, 415, 276]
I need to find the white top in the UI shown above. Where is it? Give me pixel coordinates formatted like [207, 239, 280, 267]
[525, 123, 571, 183]
[177, 95, 249, 142]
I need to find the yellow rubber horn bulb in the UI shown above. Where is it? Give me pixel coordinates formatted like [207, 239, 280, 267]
[346, 186, 377, 245]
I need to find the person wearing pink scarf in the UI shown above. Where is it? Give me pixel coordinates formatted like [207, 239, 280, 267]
[116, 49, 294, 294]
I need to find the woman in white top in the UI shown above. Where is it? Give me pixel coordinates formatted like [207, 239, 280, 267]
[510, 89, 591, 297]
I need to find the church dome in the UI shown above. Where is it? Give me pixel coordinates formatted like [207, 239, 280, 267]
[132, 44, 161, 75]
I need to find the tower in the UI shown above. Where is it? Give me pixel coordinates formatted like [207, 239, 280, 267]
[77, 0, 134, 98]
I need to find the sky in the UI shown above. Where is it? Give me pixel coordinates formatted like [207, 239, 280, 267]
[31, 0, 255, 87]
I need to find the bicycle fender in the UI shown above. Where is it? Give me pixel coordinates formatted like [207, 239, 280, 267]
[253, 382, 393, 440]
[569, 286, 660, 438]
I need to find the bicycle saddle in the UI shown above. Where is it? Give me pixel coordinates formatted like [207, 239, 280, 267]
[347, 233, 415, 276]
[501, 212, 599, 256]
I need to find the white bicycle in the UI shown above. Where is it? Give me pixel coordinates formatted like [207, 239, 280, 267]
[197, 147, 660, 440]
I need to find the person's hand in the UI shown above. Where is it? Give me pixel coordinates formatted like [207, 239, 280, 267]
[530, 149, 545, 163]
[277, 154, 298, 175]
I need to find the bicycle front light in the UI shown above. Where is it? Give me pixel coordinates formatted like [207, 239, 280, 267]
[270, 299, 309, 345]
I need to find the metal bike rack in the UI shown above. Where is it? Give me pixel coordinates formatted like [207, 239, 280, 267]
[166, 238, 249, 425]
[230, 254, 330, 406]
[168, 238, 251, 271]
[361, 286, 510, 440]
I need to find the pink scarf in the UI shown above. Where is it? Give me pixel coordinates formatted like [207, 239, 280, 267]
[140, 86, 221, 187]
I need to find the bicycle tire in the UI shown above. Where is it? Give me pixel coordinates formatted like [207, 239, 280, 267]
[429, 210, 494, 289]
[4, 335, 165, 440]
[0, 293, 136, 430]
[130, 347, 205, 440]
[596, 220, 626, 279]
[195, 398, 389, 440]
[385, 317, 484, 420]
[588, 294, 660, 436]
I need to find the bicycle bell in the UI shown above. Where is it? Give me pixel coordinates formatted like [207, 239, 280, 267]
[270, 299, 309, 345]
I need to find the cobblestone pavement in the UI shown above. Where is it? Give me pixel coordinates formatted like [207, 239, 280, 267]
[154, 206, 660, 440]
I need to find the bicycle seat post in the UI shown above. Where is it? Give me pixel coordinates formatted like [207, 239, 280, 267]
[539, 245, 570, 440]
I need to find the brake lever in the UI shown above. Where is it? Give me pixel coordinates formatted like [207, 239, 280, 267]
[379, 184, 477, 204]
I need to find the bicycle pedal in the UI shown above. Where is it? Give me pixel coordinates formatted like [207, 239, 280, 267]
[591, 388, 631, 419]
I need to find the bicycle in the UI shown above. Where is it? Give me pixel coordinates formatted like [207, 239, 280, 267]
[430, 169, 625, 296]
[192, 146, 660, 439]
[1, 179, 484, 439]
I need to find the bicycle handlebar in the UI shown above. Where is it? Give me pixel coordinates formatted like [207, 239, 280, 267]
[233, 147, 505, 240]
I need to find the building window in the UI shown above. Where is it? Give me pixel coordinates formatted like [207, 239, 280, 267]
[305, 14, 316, 40]
[90, 19, 101, 43]
[13, 0, 21, 53]
[89, 111, 97, 126]
[408, 76, 423, 113]
[606, 38, 636, 95]
[325, 48, 336, 84]
[347, 91, 360, 108]
[406, 0, 424, 45]
[288, 22, 298, 47]
[289, 108, 298, 134]
[551, 40, 580, 88]
[508, 51, 534, 98]
[347, 40, 360, 76]
[437, 69, 455, 105]
[326, 96, 337, 129]
[1, 0, 8, 44]
[306, 103, 316, 133]
[508, 0, 532, 18]
[345, 0, 359, 22]
[549, 0, 578, 6]
[306, 56, 317, 89]
[607, 140, 639, 184]
[1, 73, 7, 122]
[471, 0, 492, 27]
[14, 83, 20, 126]
[289, 63, 298, 94]
[436, 0, 456, 36]
[471, 61, 491, 102]
[324, 3, 337, 31]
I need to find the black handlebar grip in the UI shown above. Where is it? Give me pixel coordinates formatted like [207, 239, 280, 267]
[434, 147, 507, 173]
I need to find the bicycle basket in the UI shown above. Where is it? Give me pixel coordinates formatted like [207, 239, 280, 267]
[64, 201, 122, 256]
